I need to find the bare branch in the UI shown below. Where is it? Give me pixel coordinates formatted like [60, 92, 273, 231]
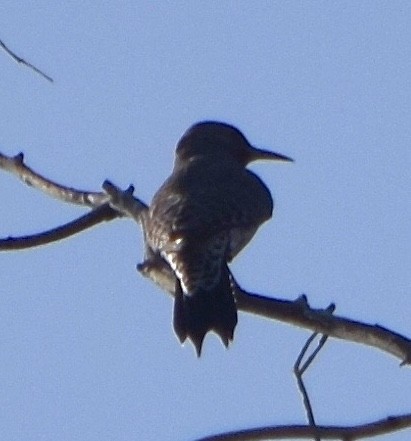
[137, 252, 177, 293]
[103, 180, 148, 222]
[0, 203, 119, 250]
[194, 413, 411, 440]
[295, 304, 335, 375]
[0, 175, 150, 250]
[0, 38, 53, 83]
[237, 290, 411, 366]
[0, 154, 150, 250]
[0, 152, 110, 207]
[294, 333, 321, 430]
[293, 312, 333, 441]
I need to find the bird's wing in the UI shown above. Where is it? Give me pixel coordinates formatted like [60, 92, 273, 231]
[150, 164, 273, 237]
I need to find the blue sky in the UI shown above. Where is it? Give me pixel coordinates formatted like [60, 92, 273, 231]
[1, 2, 410, 440]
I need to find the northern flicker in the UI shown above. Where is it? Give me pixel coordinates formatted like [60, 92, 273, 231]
[144, 121, 292, 356]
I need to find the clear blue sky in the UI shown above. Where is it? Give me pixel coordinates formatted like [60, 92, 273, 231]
[1, 2, 410, 440]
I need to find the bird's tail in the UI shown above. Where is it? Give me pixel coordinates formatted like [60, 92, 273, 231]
[173, 264, 238, 356]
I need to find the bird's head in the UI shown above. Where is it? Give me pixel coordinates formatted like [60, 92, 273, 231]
[175, 121, 293, 166]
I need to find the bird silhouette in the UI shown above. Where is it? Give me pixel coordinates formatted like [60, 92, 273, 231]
[145, 121, 292, 355]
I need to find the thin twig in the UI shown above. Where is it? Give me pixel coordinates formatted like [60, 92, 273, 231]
[0, 38, 53, 83]
[0, 204, 119, 250]
[294, 333, 320, 431]
[294, 316, 332, 441]
[299, 334, 329, 375]
[298, 304, 335, 376]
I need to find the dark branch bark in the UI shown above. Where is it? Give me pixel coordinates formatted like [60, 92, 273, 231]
[0, 38, 53, 82]
[294, 332, 328, 433]
[0, 204, 119, 250]
[102, 180, 148, 222]
[236, 290, 411, 366]
[195, 413, 411, 440]
[0, 153, 148, 250]
[0, 152, 108, 207]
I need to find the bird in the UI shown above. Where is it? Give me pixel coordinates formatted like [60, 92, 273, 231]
[144, 121, 293, 356]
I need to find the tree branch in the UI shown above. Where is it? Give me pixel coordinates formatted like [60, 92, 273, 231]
[294, 333, 323, 430]
[0, 152, 109, 207]
[0, 152, 148, 249]
[236, 290, 411, 366]
[103, 180, 148, 222]
[195, 413, 411, 441]
[0, 38, 53, 83]
[0, 203, 119, 250]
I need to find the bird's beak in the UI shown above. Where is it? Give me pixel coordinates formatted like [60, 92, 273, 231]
[251, 146, 294, 163]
